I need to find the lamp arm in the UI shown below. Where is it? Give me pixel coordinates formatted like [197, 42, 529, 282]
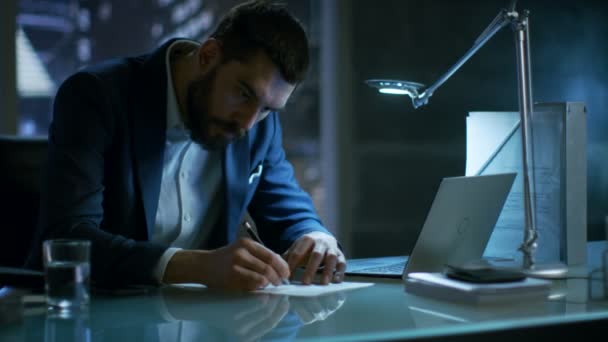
[412, 9, 513, 108]
[514, 10, 538, 269]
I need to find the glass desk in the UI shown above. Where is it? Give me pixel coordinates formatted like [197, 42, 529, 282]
[1, 242, 607, 341]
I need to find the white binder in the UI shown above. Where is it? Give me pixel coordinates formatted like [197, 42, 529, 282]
[466, 102, 587, 267]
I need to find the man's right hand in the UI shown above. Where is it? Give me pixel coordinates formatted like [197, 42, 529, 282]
[162, 238, 290, 291]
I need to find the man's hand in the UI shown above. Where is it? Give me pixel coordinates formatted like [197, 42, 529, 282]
[282, 232, 346, 285]
[163, 238, 290, 291]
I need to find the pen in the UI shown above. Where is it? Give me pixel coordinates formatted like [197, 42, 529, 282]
[243, 221, 290, 285]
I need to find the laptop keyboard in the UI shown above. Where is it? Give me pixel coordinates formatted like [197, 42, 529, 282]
[348, 262, 405, 275]
[345, 255, 515, 277]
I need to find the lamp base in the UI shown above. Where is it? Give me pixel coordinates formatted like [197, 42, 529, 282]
[487, 259, 584, 280]
[521, 263, 569, 279]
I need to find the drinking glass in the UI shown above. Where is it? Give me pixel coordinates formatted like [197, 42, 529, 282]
[42, 240, 91, 311]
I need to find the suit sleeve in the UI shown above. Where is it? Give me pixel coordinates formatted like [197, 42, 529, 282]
[248, 114, 333, 253]
[37, 72, 166, 287]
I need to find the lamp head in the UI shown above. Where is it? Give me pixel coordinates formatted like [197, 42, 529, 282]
[365, 79, 424, 97]
[365, 79, 428, 108]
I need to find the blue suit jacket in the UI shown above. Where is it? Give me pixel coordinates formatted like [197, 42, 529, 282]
[35, 39, 330, 287]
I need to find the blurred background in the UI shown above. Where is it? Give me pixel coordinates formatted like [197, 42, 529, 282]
[1, 0, 606, 259]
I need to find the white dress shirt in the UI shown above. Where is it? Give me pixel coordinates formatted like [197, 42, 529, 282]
[151, 40, 224, 283]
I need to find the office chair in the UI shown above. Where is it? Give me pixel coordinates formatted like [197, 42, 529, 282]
[0, 134, 47, 268]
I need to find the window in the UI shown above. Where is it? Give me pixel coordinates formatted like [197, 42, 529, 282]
[14, 0, 324, 215]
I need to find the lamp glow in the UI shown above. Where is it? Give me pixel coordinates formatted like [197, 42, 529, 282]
[366, 79, 424, 99]
[379, 88, 410, 95]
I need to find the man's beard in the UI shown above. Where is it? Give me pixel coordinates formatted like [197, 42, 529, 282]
[184, 67, 245, 150]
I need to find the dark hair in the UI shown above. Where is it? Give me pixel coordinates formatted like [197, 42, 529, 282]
[210, 0, 309, 84]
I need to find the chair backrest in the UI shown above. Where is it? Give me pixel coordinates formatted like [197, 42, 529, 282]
[0, 134, 48, 267]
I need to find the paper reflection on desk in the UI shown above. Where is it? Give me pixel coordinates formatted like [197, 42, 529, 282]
[254, 281, 373, 297]
[156, 284, 348, 341]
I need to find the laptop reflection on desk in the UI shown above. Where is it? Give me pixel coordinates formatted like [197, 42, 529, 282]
[345, 173, 516, 279]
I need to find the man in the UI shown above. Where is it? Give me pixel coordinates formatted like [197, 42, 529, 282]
[33, 0, 345, 290]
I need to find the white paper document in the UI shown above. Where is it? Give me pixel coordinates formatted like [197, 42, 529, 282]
[254, 281, 374, 297]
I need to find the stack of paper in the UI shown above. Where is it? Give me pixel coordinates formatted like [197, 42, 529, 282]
[405, 272, 551, 304]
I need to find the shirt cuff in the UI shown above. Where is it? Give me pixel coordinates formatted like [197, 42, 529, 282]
[154, 247, 183, 284]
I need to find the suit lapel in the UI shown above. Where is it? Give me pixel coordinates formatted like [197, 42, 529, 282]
[131, 40, 176, 239]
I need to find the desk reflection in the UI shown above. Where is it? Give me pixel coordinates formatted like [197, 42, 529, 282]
[155, 285, 346, 341]
[37, 285, 348, 342]
[3, 273, 608, 342]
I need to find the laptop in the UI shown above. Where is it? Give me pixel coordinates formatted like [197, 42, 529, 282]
[345, 173, 516, 279]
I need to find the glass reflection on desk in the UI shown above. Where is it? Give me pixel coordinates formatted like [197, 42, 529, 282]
[44, 308, 91, 342]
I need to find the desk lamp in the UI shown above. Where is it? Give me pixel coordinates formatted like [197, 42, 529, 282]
[366, 0, 567, 278]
